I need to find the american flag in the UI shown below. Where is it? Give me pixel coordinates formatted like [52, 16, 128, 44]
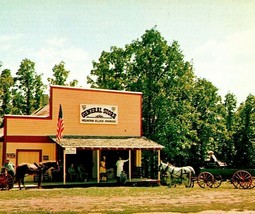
[56, 104, 64, 142]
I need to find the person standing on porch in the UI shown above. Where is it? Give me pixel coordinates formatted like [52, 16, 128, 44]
[68, 163, 77, 182]
[100, 156, 107, 181]
[116, 157, 128, 183]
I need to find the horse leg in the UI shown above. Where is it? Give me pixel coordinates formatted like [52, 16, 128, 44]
[184, 172, 191, 188]
[38, 172, 42, 188]
[166, 177, 171, 188]
[188, 171, 192, 188]
[165, 172, 172, 188]
[17, 176, 22, 190]
[18, 179, 21, 190]
[188, 173, 192, 188]
[21, 176, 26, 190]
[185, 177, 188, 187]
[183, 175, 188, 188]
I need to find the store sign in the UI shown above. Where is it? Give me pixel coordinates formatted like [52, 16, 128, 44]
[65, 147, 76, 154]
[80, 104, 118, 124]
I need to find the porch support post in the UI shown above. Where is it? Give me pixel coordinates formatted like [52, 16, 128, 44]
[157, 149, 161, 181]
[63, 149, 66, 184]
[129, 150, 131, 181]
[97, 150, 100, 183]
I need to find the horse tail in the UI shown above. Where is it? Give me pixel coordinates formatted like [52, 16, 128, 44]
[188, 169, 192, 187]
[188, 166, 196, 177]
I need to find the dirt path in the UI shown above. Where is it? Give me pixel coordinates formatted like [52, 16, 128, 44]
[0, 185, 254, 213]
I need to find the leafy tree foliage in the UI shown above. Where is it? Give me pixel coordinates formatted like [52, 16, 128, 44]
[0, 59, 78, 123]
[87, 27, 255, 174]
[0, 68, 14, 127]
[14, 59, 46, 115]
[222, 93, 238, 165]
[47, 61, 78, 86]
[234, 95, 255, 167]
[190, 78, 228, 166]
[0, 28, 254, 177]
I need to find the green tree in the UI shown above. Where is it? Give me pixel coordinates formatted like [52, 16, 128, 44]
[47, 61, 78, 86]
[0, 68, 14, 127]
[151, 42, 196, 165]
[34, 74, 46, 110]
[14, 59, 46, 115]
[222, 93, 238, 165]
[87, 27, 245, 175]
[190, 78, 228, 166]
[234, 95, 255, 168]
[87, 28, 198, 173]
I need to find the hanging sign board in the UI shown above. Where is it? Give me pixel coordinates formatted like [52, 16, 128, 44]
[65, 147, 76, 154]
[80, 104, 118, 124]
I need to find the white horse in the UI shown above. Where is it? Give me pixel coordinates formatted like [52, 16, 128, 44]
[158, 161, 195, 188]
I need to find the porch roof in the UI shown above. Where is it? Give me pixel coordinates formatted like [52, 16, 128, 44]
[51, 136, 164, 150]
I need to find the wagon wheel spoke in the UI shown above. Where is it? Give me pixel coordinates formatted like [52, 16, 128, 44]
[211, 175, 222, 188]
[5, 174, 14, 190]
[239, 171, 252, 189]
[197, 172, 214, 188]
[0, 174, 6, 190]
[232, 170, 252, 189]
[0, 174, 14, 190]
[251, 177, 255, 189]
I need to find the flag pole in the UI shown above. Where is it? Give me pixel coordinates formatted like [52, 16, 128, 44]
[56, 104, 65, 184]
[63, 148, 66, 184]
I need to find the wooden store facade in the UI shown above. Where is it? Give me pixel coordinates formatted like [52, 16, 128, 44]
[0, 85, 163, 183]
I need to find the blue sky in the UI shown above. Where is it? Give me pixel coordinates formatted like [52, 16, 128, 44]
[0, 0, 255, 104]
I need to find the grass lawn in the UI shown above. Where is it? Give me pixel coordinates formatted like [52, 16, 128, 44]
[0, 182, 254, 213]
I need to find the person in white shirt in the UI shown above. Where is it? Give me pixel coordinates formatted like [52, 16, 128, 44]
[208, 151, 217, 162]
[3, 158, 15, 177]
[208, 151, 227, 167]
[116, 157, 128, 183]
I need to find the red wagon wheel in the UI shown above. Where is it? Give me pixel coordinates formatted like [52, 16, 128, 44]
[6, 174, 14, 190]
[251, 177, 255, 189]
[0, 174, 6, 190]
[0, 174, 14, 190]
[197, 172, 214, 188]
[232, 170, 252, 189]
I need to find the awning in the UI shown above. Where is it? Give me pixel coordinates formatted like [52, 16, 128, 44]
[51, 136, 164, 150]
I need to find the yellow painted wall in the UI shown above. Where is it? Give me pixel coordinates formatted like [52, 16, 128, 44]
[6, 118, 54, 136]
[17, 151, 41, 181]
[6, 86, 142, 137]
[6, 142, 56, 163]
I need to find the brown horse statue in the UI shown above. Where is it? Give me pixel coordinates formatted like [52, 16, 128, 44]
[15, 161, 59, 190]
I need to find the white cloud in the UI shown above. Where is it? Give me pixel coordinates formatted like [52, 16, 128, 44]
[192, 27, 255, 104]
[35, 39, 92, 87]
[46, 38, 68, 48]
[0, 34, 24, 44]
[0, 35, 92, 88]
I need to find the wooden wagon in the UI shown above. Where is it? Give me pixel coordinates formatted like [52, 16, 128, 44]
[0, 167, 14, 190]
[196, 162, 255, 189]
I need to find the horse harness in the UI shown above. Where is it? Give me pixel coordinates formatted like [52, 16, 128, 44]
[167, 165, 190, 178]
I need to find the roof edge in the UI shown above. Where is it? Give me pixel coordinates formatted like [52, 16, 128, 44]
[48, 135, 144, 139]
[50, 85, 143, 95]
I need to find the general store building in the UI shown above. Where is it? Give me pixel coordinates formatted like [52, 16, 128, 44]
[0, 85, 163, 183]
